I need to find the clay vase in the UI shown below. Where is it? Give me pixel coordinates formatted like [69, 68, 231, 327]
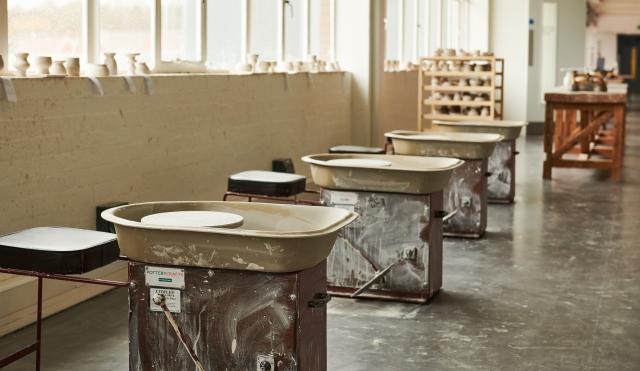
[64, 58, 80, 77]
[125, 53, 139, 75]
[13, 53, 30, 76]
[33, 56, 52, 75]
[87, 64, 110, 77]
[247, 54, 259, 68]
[235, 63, 252, 73]
[104, 52, 117, 75]
[135, 62, 151, 75]
[255, 61, 269, 73]
[50, 60, 67, 76]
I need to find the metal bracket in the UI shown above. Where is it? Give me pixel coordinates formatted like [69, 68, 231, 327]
[308, 293, 332, 308]
[257, 353, 276, 371]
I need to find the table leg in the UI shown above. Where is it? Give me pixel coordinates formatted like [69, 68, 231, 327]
[612, 105, 625, 181]
[543, 104, 554, 179]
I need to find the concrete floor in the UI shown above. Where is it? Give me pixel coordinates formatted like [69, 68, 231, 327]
[1, 101, 639, 370]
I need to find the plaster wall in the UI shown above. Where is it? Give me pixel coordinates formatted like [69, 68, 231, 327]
[526, 0, 587, 123]
[377, 70, 419, 146]
[0, 72, 351, 335]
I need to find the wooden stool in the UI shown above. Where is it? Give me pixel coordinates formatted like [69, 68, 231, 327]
[543, 91, 627, 181]
[224, 170, 320, 205]
[0, 227, 127, 370]
[328, 145, 386, 154]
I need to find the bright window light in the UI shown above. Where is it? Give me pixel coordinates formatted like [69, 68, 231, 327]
[250, 0, 279, 61]
[100, 0, 152, 63]
[8, 0, 82, 60]
[284, 0, 304, 61]
[161, 0, 201, 62]
[206, 0, 242, 69]
[309, 0, 332, 61]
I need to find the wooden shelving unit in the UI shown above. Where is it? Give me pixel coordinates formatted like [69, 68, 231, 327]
[418, 56, 504, 131]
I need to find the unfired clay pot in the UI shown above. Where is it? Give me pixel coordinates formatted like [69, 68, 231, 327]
[87, 64, 110, 77]
[33, 56, 52, 75]
[125, 53, 139, 75]
[135, 62, 151, 75]
[13, 53, 30, 77]
[64, 58, 80, 77]
[50, 60, 67, 76]
[104, 53, 117, 75]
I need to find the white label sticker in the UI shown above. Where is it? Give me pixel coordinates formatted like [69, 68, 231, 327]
[149, 288, 182, 313]
[145, 266, 185, 289]
[331, 191, 359, 205]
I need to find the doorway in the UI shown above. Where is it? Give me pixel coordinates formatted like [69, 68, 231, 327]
[618, 35, 640, 94]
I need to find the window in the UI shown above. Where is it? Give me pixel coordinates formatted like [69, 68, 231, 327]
[444, 0, 460, 49]
[384, 0, 489, 65]
[309, 0, 333, 61]
[100, 0, 151, 64]
[206, 0, 242, 69]
[0, 0, 336, 73]
[7, 0, 82, 61]
[284, 0, 304, 61]
[403, 0, 417, 62]
[250, 0, 279, 61]
[385, 0, 400, 61]
[161, 0, 202, 62]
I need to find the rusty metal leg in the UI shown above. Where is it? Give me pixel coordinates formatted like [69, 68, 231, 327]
[35, 277, 42, 371]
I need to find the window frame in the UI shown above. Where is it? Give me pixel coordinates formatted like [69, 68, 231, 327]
[0, 0, 337, 74]
[384, 0, 488, 64]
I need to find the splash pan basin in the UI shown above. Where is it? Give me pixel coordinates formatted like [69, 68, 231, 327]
[302, 153, 463, 194]
[385, 130, 504, 159]
[433, 120, 528, 140]
[101, 201, 358, 273]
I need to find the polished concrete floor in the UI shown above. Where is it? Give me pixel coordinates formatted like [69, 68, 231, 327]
[2, 101, 639, 370]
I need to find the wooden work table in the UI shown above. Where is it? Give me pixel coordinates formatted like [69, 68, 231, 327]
[543, 89, 627, 181]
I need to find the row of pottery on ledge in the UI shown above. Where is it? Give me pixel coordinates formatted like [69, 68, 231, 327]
[236, 53, 341, 74]
[3, 52, 151, 78]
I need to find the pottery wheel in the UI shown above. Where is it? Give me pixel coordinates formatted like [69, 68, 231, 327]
[327, 159, 393, 167]
[141, 211, 244, 228]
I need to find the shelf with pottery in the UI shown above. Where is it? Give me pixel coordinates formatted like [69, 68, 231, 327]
[423, 71, 493, 78]
[423, 113, 496, 121]
[424, 85, 493, 93]
[423, 99, 492, 107]
[418, 51, 504, 130]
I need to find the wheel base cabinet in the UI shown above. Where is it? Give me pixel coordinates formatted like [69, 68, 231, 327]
[128, 260, 328, 371]
[443, 158, 488, 239]
[321, 189, 444, 304]
[488, 139, 517, 204]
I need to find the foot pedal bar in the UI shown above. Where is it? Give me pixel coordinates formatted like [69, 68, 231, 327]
[350, 260, 400, 298]
[152, 294, 206, 371]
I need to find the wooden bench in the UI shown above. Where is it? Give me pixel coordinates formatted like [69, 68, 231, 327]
[543, 91, 627, 181]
